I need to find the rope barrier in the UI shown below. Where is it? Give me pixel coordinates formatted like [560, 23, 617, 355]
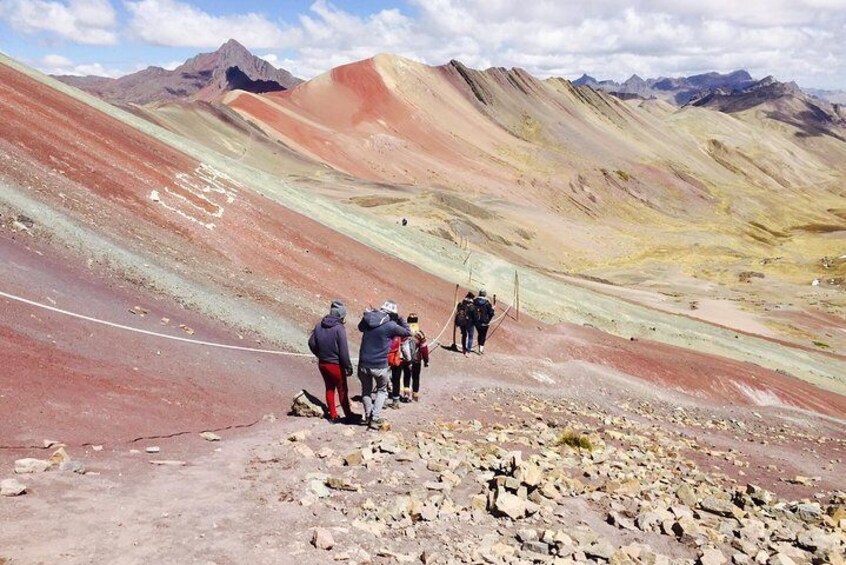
[426, 300, 459, 352]
[0, 289, 312, 357]
[1, 284, 508, 361]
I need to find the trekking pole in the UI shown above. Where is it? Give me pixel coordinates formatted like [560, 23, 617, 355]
[451, 283, 459, 349]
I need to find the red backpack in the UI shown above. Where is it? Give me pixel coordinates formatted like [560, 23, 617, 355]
[387, 336, 403, 367]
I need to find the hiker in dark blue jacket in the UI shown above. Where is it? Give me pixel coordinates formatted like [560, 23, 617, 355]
[308, 300, 359, 423]
[357, 300, 411, 429]
[473, 289, 495, 354]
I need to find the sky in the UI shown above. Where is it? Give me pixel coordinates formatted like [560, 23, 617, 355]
[1, 0, 845, 90]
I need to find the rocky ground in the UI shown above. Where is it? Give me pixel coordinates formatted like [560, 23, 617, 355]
[2, 355, 843, 565]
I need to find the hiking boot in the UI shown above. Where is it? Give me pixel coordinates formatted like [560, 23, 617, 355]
[479, 345, 485, 355]
[412, 392, 420, 402]
[400, 396, 411, 404]
[329, 415, 343, 424]
[368, 417, 387, 430]
[387, 398, 401, 409]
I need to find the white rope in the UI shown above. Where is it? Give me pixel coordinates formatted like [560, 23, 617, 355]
[0, 287, 508, 361]
[0, 290, 313, 357]
[489, 302, 513, 326]
[427, 300, 460, 350]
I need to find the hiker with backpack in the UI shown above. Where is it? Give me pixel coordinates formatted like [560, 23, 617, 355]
[357, 300, 411, 429]
[455, 292, 477, 356]
[404, 313, 429, 401]
[473, 289, 495, 354]
[307, 300, 360, 423]
[387, 332, 411, 408]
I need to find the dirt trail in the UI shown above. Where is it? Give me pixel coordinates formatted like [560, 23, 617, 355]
[1, 354, 842, 564]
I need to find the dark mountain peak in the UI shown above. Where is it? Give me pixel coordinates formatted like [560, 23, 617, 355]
[573, 73, 597, 86]
[55, 40, 301, 105]
[625, 74, 645, 85]
[755, 75, 778, 88]
[729, 69, 753, 81]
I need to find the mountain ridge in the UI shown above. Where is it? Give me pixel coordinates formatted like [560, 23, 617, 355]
[55, 39, 301, 105]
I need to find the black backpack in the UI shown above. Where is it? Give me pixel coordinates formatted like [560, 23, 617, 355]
[475, 300, 492, 324]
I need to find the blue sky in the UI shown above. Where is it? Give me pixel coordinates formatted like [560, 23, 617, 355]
[1, 0, 845, 89]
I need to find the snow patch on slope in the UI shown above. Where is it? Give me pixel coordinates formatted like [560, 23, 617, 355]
[151, 164, 241, 230]
[732, 381, 787, 407]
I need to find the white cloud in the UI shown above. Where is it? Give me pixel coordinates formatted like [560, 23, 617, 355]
[1, 0, 117, 45]
[228, 0, 846, 88]
[39, 53, 123, 77]
[42, 53, 74, 67]
[117, 0, 846, 88]
[258, 53, 279, 66]
[125, 0, 288, 48]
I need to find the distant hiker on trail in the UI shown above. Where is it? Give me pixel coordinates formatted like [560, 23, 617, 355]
[473, 289, 495, 354]
[455, 292, 477, 356]
[404, 313, 429, 402]
[307, 300, 360, 424]
[357, 300, 411, 430]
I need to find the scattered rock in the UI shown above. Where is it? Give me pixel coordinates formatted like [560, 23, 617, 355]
[493, 491, 527, 520]
[288, 430, 310, 442]
[0, 478, 26, 497]
[585, 539, 615, 560]
[344, 450, 365, 466]
[291, 390, 325, 418]
[701, 496, 739, 518]
[794, 503, 823, 523]
[312, 527, 334, 550]
[48, 447, 71, 466]
[14, 458, 51, 474]
[309, 479, 331, 499]
[145, 446, 161, 454]
[149, 460, 186, 466]
[326, 477, 361, 492]
[58, 461, 86, 474]
[200, 431, 221, 442]
[767, 554, 796, 565]
[699, 547, 727, 565]
[677, 484, 698, 506]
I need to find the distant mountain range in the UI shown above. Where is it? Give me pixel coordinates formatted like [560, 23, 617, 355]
[573, 70, 758, 105]
[573, 70, 846, 108]
[56, 39, 301, 105]
[54, 40, 844, 118]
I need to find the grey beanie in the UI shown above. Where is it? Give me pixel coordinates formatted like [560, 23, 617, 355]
[329, 300, 347, 320]
[479, 288, 487, 297]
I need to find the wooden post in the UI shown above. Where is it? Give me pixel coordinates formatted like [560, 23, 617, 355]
[515, 270, 520, 322]
[451, 283, 459, 349]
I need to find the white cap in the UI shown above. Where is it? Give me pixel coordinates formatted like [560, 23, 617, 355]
[381, 300, 398, 314]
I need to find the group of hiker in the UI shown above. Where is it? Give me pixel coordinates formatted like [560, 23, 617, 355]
[454, 289, 495, 356]
[307, 290, 495, 430]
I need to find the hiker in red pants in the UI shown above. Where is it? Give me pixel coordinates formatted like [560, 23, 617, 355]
[308, 300, 360, 423]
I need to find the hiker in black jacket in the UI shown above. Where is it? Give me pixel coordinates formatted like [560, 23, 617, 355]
[455, 292, 476, 356]
[473, 289, 495, 354]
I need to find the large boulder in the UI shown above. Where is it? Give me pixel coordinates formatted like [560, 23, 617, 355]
[290, 390, 326, 418]
[493, 491, 527, 520]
